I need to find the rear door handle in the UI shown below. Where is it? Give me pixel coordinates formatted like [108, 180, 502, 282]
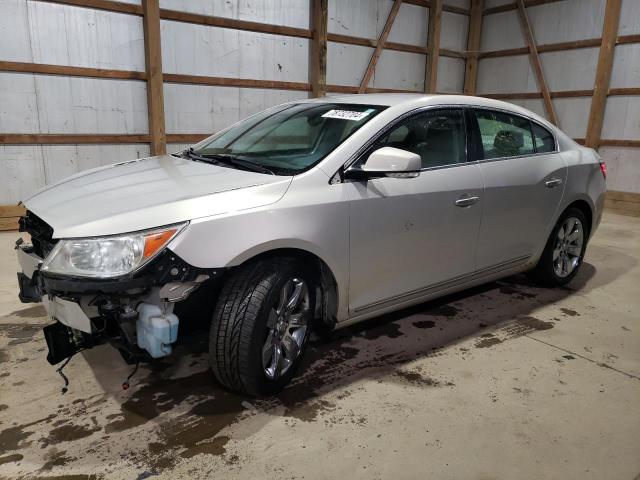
[545, 178, 563, 188]
[455, 195, 479, 207]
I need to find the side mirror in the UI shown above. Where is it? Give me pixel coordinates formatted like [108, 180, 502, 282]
[345, 147, 421, 180]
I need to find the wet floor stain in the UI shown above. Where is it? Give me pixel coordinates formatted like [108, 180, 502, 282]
[394, 369, 454, 387]
[0, 322, 42, 346]
[0, 414, 55, 451]
[43, 423, 102, 446]
[516, 316, 554, 331]
[413, 320, 436, 329]
[561, 308, 580, 317]
[499, 285, 538, 299]
[0, 452, 23, 465]
[360, 321, 403, 340]
[422, 304, 460, 318]
[501, 316, 556, 339]
[475, 336, 503, 348]
[5, 305, 47, 318]
[41, 449, 75, 471]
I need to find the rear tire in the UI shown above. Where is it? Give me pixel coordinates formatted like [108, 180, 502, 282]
[529, 207, 588, 287]
[209, 257, 315, 396]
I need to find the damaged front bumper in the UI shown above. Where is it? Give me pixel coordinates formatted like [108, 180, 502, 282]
[15, 237, 222, 367]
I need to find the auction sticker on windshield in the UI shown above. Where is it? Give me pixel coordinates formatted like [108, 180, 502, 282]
[321, 109, 373, 121]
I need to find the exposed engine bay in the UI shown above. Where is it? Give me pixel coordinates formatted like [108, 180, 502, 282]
[16, 211, 222, 391]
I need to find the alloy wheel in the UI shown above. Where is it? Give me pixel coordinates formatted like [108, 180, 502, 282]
[552, 216, 584, 278]
[262, 277, 310, 380]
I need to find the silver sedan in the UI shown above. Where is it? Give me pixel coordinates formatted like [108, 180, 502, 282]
[15, 94, 606, 395]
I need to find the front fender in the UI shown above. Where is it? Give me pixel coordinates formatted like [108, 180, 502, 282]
[168, 200, 351, 320]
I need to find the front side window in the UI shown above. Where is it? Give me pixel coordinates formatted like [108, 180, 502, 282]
[362, 108, 467, 169]
[191, 103, 386, 174]
[475, 110, 534, 159]
[532, 122, 555, 153]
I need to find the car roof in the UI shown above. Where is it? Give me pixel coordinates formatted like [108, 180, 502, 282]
[303, 93, 556, 132]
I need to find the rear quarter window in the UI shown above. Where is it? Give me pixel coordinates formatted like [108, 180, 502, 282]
[475, 110, 535, 159]
[532, 122, 556, 153]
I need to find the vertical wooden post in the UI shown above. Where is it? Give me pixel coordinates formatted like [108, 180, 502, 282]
[358, 0, 403, 94]
[143, 0, 166, 155]
[586, 0, 622, 149]
[425, 0, 443, 93]
[310, 0, 328, 98]
[516, 0, 558, 125]
[463, 0, 484, 95]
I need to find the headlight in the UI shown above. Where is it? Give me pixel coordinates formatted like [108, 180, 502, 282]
[41, 223, 187, 278]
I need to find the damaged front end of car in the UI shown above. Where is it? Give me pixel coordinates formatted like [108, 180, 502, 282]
[15, 211, 222, 390]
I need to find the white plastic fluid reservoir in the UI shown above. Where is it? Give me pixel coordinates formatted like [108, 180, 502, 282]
[136, 303, 179, 358]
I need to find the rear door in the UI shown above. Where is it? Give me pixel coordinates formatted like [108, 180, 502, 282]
[471, 108, 567, 270]
[347, 108, 484, 314]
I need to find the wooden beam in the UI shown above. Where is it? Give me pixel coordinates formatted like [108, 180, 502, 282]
[33, 0, 143, 16]
[609, 87, 640, 96]
[403, 0, 471, 15]
[0, 60, 146, 81]
[163, 74, 311, 91]
[483, 90, 592, 100]
[0, 134, 151, 144]
[0, 217, 21, 232]
[480, 38, 602, 58]
[425, 0, 443, 93]
[329, 84, 421, 94]
[6, 132, 638, 148]
[617, 34, 640, 45]
[586, 0, 622, 149]
[605, 190, 640, 218]
[440, 48, 465, 59]
[142, 0, 166, 156]
[515, 0, 558, 125]
[599, 139, 640, 148]
[464, 0, 484, 95]
[327, 33, 464, 58]
[0, 205, 26, 218]
[166, 134, 210, 143]
[358, 0, 403, 94]
[159, 9, 312, 39]
[484, 0, 564, 15]
[481, 88, 640, 99]
[310, 0, 328, 97]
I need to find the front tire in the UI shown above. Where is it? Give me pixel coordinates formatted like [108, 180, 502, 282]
[209, 258, 315, 396]
[529, 207, 588, 287]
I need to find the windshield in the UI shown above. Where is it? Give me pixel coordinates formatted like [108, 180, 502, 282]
[190, 103, 386, 174]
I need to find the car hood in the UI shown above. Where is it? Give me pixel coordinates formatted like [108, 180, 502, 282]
[24, 155, 292, 238]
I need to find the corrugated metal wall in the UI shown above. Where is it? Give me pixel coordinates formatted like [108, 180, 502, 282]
[0, 0, 469, 205]
[478, 0, 640, 194]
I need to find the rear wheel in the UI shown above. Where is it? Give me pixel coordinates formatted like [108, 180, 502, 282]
[529, 207, 588, 287]
[209, 258, 314, 396]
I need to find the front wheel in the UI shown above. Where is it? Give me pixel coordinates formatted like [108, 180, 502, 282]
[529, 207, 588, 287]
[209, 258, 314, 396]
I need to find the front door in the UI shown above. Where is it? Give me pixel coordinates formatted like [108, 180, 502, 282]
[471, 109, 567, 270]
[347, 108, 483, 314]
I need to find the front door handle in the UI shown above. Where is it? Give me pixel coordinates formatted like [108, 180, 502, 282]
[545, 178, 563, 188]
[455, 195, 479, 207]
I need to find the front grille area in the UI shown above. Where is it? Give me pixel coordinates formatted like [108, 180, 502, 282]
[19, 211, 57, 258]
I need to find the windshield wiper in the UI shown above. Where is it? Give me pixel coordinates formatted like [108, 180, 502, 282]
[185, 149, 275, 175]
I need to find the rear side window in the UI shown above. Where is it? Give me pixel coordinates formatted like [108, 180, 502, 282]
[532, 122, 555, 153]
[474, 110, 534, 159]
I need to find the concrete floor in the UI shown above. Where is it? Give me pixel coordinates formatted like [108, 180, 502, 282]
[0, 213, 639, 480]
